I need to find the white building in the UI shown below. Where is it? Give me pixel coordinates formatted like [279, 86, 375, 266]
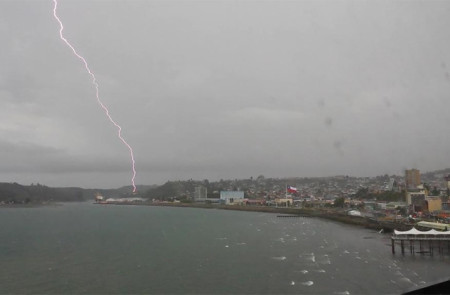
[220, 191, 244, 205]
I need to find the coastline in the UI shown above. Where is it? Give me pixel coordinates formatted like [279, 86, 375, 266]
[0, 202, 62, 208]
[106, 201, 413, 232]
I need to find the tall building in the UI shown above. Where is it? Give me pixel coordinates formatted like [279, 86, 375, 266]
[445, 175, 450, 190]
[405, 169, 421, 189]
[194, 186, 207, 200]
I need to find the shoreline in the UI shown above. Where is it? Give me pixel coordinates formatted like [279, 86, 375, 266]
[0, 202, 62, 208]
[106, 201, 413, 232]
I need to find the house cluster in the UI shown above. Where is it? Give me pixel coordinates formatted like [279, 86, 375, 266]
[188, 169, 450, 221]
[404, 169, 450, 219]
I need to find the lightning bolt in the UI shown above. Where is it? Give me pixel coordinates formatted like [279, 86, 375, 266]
[52, 0, 137, 193]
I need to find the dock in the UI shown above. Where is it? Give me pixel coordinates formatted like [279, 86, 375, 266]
[391, 228, 450, 255]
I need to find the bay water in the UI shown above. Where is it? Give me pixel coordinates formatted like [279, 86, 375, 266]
[0, 202, 448, 294]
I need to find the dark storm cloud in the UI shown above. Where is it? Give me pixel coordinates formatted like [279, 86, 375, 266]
[1, 0, 450, 188]
[0, 140, 132, 174]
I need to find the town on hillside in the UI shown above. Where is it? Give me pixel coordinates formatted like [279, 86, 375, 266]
[3, 168, 450, 228]
[138, 169, 450, 226]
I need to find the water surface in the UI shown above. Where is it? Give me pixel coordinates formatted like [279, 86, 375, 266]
[0, 202, 448, 294]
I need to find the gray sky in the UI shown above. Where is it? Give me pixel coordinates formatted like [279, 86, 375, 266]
[1, 0, 450, 189]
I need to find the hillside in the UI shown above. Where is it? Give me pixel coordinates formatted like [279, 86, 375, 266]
[0, 183, 156, 204]
[2, 167, 449, 204]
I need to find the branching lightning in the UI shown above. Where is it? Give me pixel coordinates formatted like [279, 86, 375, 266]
[52, 0, 137, 192]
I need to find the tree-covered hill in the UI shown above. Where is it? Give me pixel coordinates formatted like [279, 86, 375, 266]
[0, 182, 85, 204]
[0, 182, 157, 204]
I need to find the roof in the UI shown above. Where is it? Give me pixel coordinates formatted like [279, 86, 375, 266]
[394, 227, 450, 235]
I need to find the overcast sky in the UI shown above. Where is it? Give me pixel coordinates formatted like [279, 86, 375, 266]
[1, 0, 450, 189]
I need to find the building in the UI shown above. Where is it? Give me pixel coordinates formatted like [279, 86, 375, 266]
[406, 188, 426, 213]
[385, 178, 401, 192]
[194, 186, 207, 201]
[220, 191, 245, 205]
[425, 197, 442, 213]
[445, 175, 450, 190]
[443, 202, 450, 211]
[275, 198, 293, 207]
[94, 193, 104, 203]
[406, 188, 427, 205]
[386, 202, 407, 210]
[405, 169, 421, 189]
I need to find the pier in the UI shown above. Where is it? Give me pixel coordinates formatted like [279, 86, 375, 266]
[391, 228, 450, 255]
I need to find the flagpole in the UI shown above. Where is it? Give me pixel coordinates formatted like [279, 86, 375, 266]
[286, 184, 288, 207]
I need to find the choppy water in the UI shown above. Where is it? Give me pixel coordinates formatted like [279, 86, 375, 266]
[0, 202, 448, 294]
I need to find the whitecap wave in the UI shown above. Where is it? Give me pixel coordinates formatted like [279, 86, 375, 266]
[272, 256, 287, 261]
[318, 255, 331, 265]
[399, 277, 417, 286]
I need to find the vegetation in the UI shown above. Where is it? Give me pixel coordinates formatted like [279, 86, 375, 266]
[0, 182, 84, 204]
[0, 182, 156, 204]
[333, 197, 345, 208]
[353, 187, 404, 202]
[144, 181, 198, 200]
